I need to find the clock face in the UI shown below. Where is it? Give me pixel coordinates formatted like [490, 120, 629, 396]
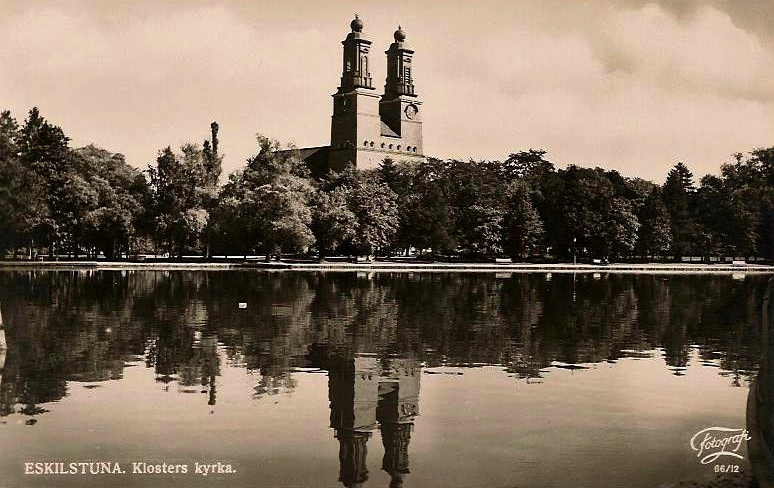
[405, 104, 418, 119]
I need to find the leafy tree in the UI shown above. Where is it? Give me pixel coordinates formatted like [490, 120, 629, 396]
[310, 187, 356, 260]
[148, 144, 213, 257]
[407, 175, 456, 255]
[221, 136, 315, 260]
[501, 180, 543, 259]
[603, 197, 640, 258]
[16, 108, 74, 256]
[0, 111, 50, 258]
[73, 145, 148, 259]
[384, 159, 455, 256]
[60, 172, 99, 258]
[445, 159, 507, 255]
[345, 171, 399, 256]
[720, 148, 773, 259]
[635, 189, 672, 257]
[502, 149, 554, 181]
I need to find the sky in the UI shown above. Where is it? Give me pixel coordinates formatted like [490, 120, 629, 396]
[0, 0, 772, 182]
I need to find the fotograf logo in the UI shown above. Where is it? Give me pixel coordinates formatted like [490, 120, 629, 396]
[689, 427, 751, 464]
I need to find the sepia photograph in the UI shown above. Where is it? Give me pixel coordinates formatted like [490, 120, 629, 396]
[0, 0, 772, 487]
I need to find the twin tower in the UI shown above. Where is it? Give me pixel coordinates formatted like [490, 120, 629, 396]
[327, 16, 425, 170]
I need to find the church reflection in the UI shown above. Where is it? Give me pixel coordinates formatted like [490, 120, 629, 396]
[327, 353, 420, 488]
[0, 270, 770, 488]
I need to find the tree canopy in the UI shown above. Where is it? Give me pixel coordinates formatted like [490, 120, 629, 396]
[1, 106, 771, 263]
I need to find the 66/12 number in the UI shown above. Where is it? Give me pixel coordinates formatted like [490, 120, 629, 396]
[714, 464, 740, 473]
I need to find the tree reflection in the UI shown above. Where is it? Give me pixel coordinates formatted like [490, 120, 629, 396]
[0, 270, 767, 424]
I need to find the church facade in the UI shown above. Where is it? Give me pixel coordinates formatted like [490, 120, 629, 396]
[299, 16, 425, 173]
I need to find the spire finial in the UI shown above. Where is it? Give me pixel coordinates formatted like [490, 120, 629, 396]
[350, 15, 364, 33]
[394, 25, 406, 42]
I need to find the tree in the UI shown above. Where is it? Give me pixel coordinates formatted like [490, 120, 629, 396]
[203, 121, 222, 185]
[697, 173, 759, 259]
[501, 180, 543, 259]
[147, 144, 213, 257]
[72, 145, 148, 259]
[16, 108, 73, 256]
[719, 148, 773, 260]
[345, 171, 399, 256]
[222, 135, 315, 260]
[635, 189, 672, 258]
[445, 159, 507, 256]
[407, 176, 456, 255]
[385, 159, 456, 256]
[662, 162, 697, 260]
[604, 197, 640, 259]
[502, 149, 554, 181]
[310, 187, 356, 260]
[0, 111, 50, 258]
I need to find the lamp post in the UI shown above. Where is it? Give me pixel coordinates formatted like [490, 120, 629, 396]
[573, 237, 577, 265]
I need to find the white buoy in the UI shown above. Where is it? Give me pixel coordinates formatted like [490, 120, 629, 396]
[238, 302, 247, 309]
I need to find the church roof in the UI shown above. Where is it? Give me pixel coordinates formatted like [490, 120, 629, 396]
[285, 145, 330, 178]
[380, 121, 400, 138]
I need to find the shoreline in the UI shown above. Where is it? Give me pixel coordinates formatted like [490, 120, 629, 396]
[0, 260, 772, 274]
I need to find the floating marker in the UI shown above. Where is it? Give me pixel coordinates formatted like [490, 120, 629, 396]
[238, 302, 248, 309]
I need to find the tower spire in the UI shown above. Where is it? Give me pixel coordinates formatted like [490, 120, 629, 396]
[339, 15, 373, 91]
[383, 25, 415, 98]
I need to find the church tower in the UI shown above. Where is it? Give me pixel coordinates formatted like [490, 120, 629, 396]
[329, 16, 382, 171]
[379, 26, 423, 154]
[328, 18, 425, 171]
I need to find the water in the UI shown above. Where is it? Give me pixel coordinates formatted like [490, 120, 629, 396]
[0, 270, 770, 488]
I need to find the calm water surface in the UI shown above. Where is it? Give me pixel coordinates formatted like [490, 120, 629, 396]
[0, 270, 770, 488]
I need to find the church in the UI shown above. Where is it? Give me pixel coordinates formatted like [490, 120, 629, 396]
[297, 16, 426, 173]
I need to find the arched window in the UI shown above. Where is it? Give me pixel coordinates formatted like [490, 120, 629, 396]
[363, 141, 368, 147]
[370, 141, 375, 147]
[381, 143, 385, 148]
[406, 146, 411, 151]
[413, 147, 417, 153]
[389, 144, 393, 149]
[397, 145, 401, 150]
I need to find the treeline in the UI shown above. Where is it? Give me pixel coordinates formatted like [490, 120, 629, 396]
[1, 107, 772, 262]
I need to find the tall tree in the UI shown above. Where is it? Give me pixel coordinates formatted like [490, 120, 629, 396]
[662, 162, 697, 260]
[345, 171, 399, 257]
[222, 136, 315, 260]
[0, 111, 50, 258]
[16, 108, 73, 256]
[501, 180, 543, 259]
[635, 189, 672, 258]
[74, 145, 148, 259]
[310, 187, 356, 260]
[148, 144, 212, 257]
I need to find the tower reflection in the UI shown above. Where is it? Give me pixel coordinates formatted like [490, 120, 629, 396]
[327, 353, 420, 488]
